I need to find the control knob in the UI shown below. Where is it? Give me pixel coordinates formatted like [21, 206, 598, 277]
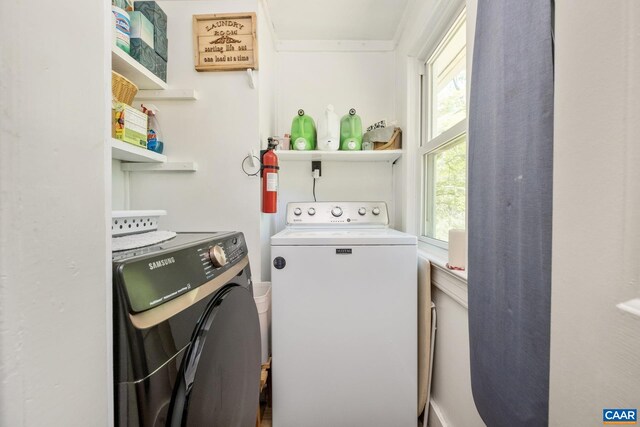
[358, 208, 366, 216]
[331, 207, 343, 217]
[308, 208, 316, 216]
[209, 245, 228, 268]
[372, 207, 381, 216]
[293, 207, 302, 216]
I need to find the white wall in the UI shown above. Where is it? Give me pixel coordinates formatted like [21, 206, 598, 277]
[275, 50, 396, 138]
[126, 3, 398, 279]
[274, 50, 399, 231]
[129, 0, 264, 279]
[112, 160, 127, 210]
[549, 1, 640, 424]
[275, 160, 396, 232]
[430, 282, 484, 427]
[0, 0, 110, 425]
[258, 0, 277, 144]
[258, 0, 279, 280]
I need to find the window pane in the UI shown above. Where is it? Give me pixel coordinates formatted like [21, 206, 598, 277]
[430, 20, 466, 138]
[425, 136, 466, 241]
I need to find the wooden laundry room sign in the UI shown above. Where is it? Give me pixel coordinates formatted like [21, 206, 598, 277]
[193, 12, 258, 71]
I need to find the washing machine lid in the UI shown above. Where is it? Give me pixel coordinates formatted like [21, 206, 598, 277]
[167, 285, 261, 427]
[271, 227, 417, 246]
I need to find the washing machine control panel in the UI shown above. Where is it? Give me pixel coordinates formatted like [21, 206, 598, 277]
[286, 202, 389, 227]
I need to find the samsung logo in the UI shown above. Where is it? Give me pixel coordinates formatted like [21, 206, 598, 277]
[336, 249, 352, 254]
[148, 257, 176, 270]
[603, 409, 637, 424]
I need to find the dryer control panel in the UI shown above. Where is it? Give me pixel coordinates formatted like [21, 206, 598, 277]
[286, 202, 389, 227]
[113, 232, 249, 314]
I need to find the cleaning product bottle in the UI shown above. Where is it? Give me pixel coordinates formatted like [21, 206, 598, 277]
[317, 104, 340, 151]
[141, 103, 164, 154]
[340, 108, 363, 151]
[290, 109, 316, 151]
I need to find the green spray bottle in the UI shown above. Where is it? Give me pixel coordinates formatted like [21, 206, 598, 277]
[290, 109, 317, 151]
[340, 108, 363, 151]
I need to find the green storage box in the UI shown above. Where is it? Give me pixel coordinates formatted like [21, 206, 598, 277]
[130, 38, 155, 74]
[134, 1, 166, 32]
[129, 11, 154, 49]
[154, 34, 168, 61]
[154, 52, 167, 82]
[134, 1, 168, 61]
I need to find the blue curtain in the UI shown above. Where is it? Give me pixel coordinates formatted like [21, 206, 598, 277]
[468, 1, 554, 426]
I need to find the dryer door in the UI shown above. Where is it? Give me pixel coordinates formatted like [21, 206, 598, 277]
[167, 285, 261, 427]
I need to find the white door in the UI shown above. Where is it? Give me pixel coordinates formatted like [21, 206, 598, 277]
[271, 244, 417, 427]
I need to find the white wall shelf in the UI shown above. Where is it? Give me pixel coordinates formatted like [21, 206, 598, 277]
[112, 47, 168, 90]
[135, 89, 199, 101]
[111, 138, 167, 163]
[276, 150, 402, 163]
[120, 162, 198, 172]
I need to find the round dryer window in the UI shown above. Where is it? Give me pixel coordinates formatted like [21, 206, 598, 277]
[167, 285, 261, 427]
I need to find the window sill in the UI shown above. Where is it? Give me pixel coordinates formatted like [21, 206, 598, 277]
[418, 242, 469, 308]
[418, 242, 467, 281]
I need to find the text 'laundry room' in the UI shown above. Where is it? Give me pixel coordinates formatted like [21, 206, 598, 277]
[1, 1, 640, 427]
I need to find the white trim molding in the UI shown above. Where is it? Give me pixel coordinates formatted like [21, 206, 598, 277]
[275, 39, 396, 52]
[428, 399, 451, 427]
[258, 0, 279, 51]
[392, 0, 417, 48]
[412, 0, 466, 59]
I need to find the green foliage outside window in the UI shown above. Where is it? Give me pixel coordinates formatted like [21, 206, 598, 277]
[429, 137, 466, 241]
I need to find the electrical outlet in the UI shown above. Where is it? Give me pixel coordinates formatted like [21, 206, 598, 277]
[311, 161, 322, 177]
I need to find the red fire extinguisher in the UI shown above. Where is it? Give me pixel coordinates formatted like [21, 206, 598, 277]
[261, 138, 279, 213]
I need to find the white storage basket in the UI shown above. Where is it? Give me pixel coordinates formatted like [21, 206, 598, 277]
[112, 210, 166, 237]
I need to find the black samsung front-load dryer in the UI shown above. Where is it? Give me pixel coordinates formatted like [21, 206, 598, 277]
[113, 232, 261, 427]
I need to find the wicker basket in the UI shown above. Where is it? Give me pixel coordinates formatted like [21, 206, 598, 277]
[112, 71, 138, 105]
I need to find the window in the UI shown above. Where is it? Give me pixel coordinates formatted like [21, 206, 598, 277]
[424, 134, 466, 241]
[421, 11, 467, 246]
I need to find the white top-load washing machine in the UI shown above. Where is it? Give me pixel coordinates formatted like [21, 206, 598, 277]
[271, 202, 417, 427]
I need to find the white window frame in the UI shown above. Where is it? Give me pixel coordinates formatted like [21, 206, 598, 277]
[418, 9, 468, 250]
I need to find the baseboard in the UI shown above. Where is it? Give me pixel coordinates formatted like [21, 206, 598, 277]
[427, 400, 449, 427]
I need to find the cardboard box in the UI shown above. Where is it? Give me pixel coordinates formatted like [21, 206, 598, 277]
[113, 102, 148, 148]
[134, 1, 168, 61]
[154, 52, 167, 82]
[130, 38, 155, 74]
[129, 11, 154, 49]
